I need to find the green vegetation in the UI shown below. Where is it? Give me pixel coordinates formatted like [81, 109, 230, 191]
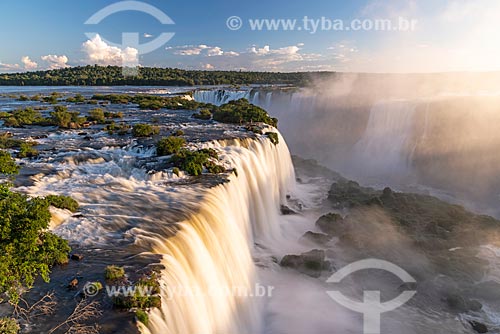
[156, 136, 186, 156]
[50, 106, 86, 129]
[105, 265, 125, 280]
[17, 142, 38, 158]
[0, 182, 71, 303]
[85, 93, 280, 128]
[213, 99, 278, 127]
[173, 129, 184, 136]
[106, 122, 130, 135]
[92, 94, 202, 111]
[65, 93, 85, 103]
[104, 111, 123, 119]
[132, 124, 160, 137]
[0, 317, 19, 334]
[266, 132, 279, 145]
[2, 107, 45, 127]
[0, 65, 314, 86]
[0, 151, 19, 175]
[0, 133, 24, 149]
[171, 148, 225, 176]
[136, 309, 149, 326]
[88, 108, 106, 123]
[45, 194, 79, 212]
[172, 167, 180, 176]
[192, 108, 212, 120]
[111, 274, 161, 309]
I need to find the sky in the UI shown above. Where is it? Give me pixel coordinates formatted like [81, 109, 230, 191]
[1, 0, 499, 73]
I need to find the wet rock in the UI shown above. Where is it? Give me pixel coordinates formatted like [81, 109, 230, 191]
[300, 231, 332, 245]
[280, 249, 332, 278]
[68, 278, 78, 289]
[444, 294, 482, 313]
[469, 320, 488, 333]
[280, 205, 297, 215]
[315, 213, 346, 236]
[70, 253, 84, 261]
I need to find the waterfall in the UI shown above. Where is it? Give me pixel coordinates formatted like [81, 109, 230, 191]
[193, 88, 421, 184]
[350, 100, 417, 180]
[194, 89, 253, 105]
[138, 134, 296, 334]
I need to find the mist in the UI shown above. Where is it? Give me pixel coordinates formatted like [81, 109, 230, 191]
[234, 72, 500, 217]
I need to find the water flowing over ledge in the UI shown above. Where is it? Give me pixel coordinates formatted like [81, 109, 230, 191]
[138, 133, 296, 334]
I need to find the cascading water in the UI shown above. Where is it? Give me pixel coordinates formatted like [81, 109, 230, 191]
[136, 134, 296, 334]
[350, 101, 417, 181]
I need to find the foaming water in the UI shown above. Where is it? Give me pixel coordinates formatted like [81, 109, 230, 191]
[135, 134, 296, 334]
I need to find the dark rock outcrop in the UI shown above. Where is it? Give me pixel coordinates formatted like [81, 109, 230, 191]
[300, 231, 332, 245]
[315, 213, 346, 236]
[469, 320, 488, 333]
[280, 249, 332, 278]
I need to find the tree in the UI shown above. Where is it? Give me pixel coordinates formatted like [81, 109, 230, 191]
[0, 184, 71, 303]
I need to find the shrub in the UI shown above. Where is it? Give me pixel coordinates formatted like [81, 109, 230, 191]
[266, 132, 279, 145]
[172, 167, 180, 176]
[212, 99, 278, 127]
[193, 108, 212, 120]
[106, 122, 130, 135]
[138, 100, 164, 110]
[156, 136, 186, 156]
[105, 265, 125, 280]
[42, 95, 58, 104]
[206, 163, 226, 174]
[104, 111, 123, 119]
[4, 108, 44, 127]
[88, 108, 106, 123]
[171, 149, 224, 176]
[50, 108, 86, 128]
[136, 310, 149, 325]
[0, 151, 19, 175]
[17, 142, 38, 158]
[45, 194, 79, 212]
[0, 134, 24, 149]
[132, 124, 160, 137]
[0, 317, 19, 334]
[173, 129, 184, 136]
[171, 149, 208, 176]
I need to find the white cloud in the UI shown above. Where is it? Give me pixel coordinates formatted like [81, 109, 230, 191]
[41, 54, 69, 69]
[225, 51, 240, 57]
[21, 56, 38, 70]
[143, 33, 153, 38]
[82, 34, 138, 66]
[0, 61, 20, 72]
[168, 43, 323, 71]
[170, 45, 233, 57]
[207, 47, 224, 57]
[249, 45, 270, 55]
